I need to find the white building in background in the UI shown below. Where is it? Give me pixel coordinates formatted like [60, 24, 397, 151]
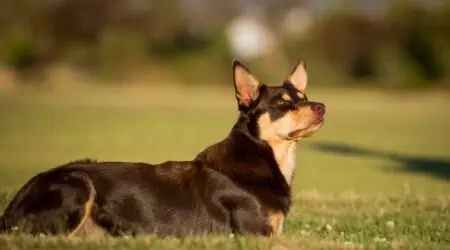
[226, 11, 275, 60]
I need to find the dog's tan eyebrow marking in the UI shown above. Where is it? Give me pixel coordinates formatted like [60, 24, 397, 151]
[281, 93, 292, 101]
[297, 92, 305, 99]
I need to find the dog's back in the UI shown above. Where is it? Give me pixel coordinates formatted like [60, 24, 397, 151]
[0, 159, 270, 236]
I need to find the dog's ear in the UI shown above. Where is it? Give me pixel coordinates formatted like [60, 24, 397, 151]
[288, 60, 308, 92]
[232, 60, 261, 109]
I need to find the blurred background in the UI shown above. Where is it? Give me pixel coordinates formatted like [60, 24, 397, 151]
[0, 0, 449, 87]
[0, 0, 449, 197]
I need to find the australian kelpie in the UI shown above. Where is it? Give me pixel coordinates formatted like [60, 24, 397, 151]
[0, 60, 325, 237]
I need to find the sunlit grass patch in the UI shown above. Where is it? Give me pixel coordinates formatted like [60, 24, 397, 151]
[1, 190, 449, 249]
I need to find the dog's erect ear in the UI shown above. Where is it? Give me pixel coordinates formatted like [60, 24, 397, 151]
[233, 60, 261, 109]
[288, 60, 308, 92]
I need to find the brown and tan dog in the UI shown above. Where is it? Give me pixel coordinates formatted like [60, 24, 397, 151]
[0, 60, 325, 237]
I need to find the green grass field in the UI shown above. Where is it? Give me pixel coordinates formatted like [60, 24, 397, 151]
[0, 84, 449, 249]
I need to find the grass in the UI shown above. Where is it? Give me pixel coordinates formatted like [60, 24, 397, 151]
[0, 191, 448, 249]
[0, 84, 449, 249]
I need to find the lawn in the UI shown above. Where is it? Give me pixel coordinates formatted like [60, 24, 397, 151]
[0, 84, 449, 249]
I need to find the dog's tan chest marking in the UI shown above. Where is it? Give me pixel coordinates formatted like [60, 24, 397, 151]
[258, 113, 297, 185]
[267, 211, 285, 235]
[269, 141, 296, 185]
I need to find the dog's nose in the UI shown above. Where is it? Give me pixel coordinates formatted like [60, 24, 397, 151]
[311, 102, 326, 115]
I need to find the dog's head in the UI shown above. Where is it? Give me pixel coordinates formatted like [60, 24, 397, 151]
[233, 60, 325, 142]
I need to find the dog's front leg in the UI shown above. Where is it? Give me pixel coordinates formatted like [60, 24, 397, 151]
[228, 207, 272, 236]
[220, 193, 271, 236]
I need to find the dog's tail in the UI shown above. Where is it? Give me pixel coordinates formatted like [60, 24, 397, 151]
[0, 171, 97, 235]
[67, 172, 97, 237]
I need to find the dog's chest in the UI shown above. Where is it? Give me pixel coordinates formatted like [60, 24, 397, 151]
[270, 142, 296, 185]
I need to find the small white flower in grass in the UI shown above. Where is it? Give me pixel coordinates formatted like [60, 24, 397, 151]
[386, 221, 395, 228]
[228, 233, 235, 238]
[373, 237, 387, 242]
[325, 224, 332, 231]
[39, 233, 45, 238]
[11, 226, 18, 231]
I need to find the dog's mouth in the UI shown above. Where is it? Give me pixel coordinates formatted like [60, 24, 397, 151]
[287, 117, 324, 140]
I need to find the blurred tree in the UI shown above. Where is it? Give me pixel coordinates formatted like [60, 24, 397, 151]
[0, 0, 48, 73]
[311, 10, 387, 80]
[387, 1, 444, 82]
[0, 0, 448, 87]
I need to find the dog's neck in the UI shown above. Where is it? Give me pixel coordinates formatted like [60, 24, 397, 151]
[263, 139, 297, 186]
[195, 114, 297, 189]
[235, 113, 298, 186]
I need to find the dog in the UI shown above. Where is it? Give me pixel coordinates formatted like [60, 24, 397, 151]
[0, 60, 325, 237]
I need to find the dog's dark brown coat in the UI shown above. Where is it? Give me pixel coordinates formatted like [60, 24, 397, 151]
[0, 60, 325, 236]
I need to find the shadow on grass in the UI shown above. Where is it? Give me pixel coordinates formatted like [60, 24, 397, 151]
[309, 141, 450, 180]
